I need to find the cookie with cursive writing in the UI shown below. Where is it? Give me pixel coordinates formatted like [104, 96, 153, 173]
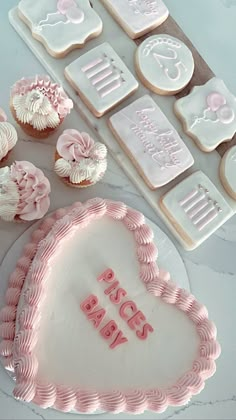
[135, 35, 194, 95]
[220, 146, 236, 200]
[18, 0, 103, 58]
[102, 0, 169, 39]
[109, 95, 194, 189]
[160, 171, 233, 250]
[174, 78, 236, 152]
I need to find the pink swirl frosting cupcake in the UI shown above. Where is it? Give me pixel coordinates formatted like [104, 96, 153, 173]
[0, 161, 51, 222]
[54, 129, 107, 188]
[0, 108, 18, 163]
[10, 75, 73, 139]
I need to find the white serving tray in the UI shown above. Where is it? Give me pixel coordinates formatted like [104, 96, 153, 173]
[9, 3, 236, 250]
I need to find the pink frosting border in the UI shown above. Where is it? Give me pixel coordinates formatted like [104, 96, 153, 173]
[0, 199, 221, 414]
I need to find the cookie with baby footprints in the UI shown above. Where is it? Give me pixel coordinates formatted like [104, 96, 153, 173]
[135, 35, 194, 95]
[102, 0, 169, 39]
[18, 0, 103, 57]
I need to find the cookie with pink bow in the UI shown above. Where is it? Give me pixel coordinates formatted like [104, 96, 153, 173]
[0, 108, 18, 163]
[18, 0, 103, 57]
[54, 129, 107, 188]
[174, 78, 236, 152]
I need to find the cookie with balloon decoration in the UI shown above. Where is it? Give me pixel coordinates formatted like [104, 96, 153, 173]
[174, 78, 236, 152]
[18, 0, 103, 57]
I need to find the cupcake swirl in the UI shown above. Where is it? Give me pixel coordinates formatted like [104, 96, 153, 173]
[0, 162, 51, 222]
[55, 129, 107, 184]
[0, 108, 18, 161]
[11, 75, 73, 131]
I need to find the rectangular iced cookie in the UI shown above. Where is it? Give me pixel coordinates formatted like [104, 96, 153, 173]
[102, 0, 169, 39]
[65, 42, 139, 117]
[160, 171, 233, 249]
[109, 95, 194, 189]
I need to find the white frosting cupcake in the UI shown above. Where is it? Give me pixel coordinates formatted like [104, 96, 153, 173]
[0, 108, 18, 162]
[54, 129, 107, 187]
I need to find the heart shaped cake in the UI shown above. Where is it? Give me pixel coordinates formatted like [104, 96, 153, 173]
[0, 198, 220, 414]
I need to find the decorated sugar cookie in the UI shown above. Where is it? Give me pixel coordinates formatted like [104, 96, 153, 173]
[135, 35, 194, 95]
[102, 0, 169, 39]
[109, 95, 194, 189]
[160, 171, 233, 250]
[18, 0, 103, 57]
[174, 78, 236, 152]
[65, 42, 139, 117]
[220, 146, 236, 200]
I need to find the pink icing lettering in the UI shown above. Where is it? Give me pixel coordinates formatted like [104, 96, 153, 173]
[100, 320, 118, 340]
[80, 295, 98, 314]
[97, 269, 115, 283]
[87, 308, 106, 329]
[119, 301, 137, 320]
[110, 330, 128, 349]
[136, 323, 154, 340]
[110, 288, 127, 305]
[104, 281, 119, 296]
[127, 311, 146, 330]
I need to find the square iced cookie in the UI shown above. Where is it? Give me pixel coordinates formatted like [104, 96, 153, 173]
[160, 171, 233, 249]
[102, 0, 169, 39]
[18, 0, 103, 57]
[174, 78, 236, 152]
[109, 95, 194, 189]
[65, 42, 139, 117]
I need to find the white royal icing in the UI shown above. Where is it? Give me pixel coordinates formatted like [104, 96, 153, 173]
[136, 35, 194, 93]
[221, 145, 236, 198]
[103, 0, 169, 38]
[109, 95, 194, 189]
[0, 167, 19, 222]
[175, 78, 236, 151]
[13, 90, 60, 130]
[55, 157, 107, 184]
[160, 171, 233, 249]
[0, 122, 18, 161]
[18, 0, 103, 55]
[65, 42, 139, 116]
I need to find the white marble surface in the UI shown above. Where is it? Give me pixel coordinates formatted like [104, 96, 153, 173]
[0, 0, 236, 419]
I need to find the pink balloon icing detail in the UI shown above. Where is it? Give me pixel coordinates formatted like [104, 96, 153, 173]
[206, 92, 226, 112]
[216, 105, 235, 124]
[66, 6, 84, 23]
[57, 0, 77, 14]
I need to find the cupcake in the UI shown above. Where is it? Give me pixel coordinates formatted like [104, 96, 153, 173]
[0, 161, 50, 222]
[10, 75, 73, 139]
[0, 107, 18, 163]
[54, 129, 107, 188]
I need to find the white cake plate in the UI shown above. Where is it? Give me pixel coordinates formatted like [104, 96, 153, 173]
[0, 214, 190, 418]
